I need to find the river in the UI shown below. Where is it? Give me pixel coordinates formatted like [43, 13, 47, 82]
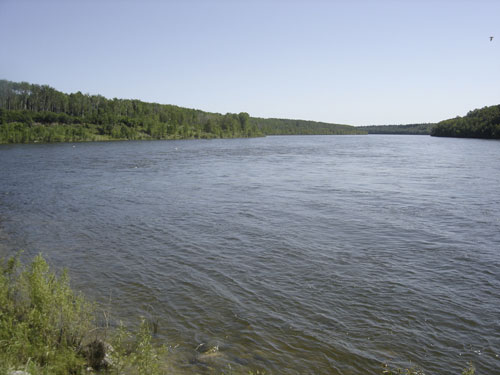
[0, 135, 499, 374]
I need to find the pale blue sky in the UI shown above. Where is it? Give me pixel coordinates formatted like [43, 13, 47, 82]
[1, 0, 499, 125]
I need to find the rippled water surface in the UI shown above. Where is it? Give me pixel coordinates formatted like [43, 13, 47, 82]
[1, 135, 499, 374]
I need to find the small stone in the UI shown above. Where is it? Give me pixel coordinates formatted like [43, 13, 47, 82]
[197, 346, 223, 361]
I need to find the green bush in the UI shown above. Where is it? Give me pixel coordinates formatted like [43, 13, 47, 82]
[0, 254, 164, 375]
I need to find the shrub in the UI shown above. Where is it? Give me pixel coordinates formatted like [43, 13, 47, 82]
[0, 253, 164, 375]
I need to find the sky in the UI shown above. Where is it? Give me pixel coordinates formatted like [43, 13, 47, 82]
[1, 0, 499, 126]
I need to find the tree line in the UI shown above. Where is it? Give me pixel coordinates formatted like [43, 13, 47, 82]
[0, 80, 364, 144]
[251, 117, 366, 135]
[359, 123, 434, 135]
[431, 105, 500, 139]
[358, 105, 500, 139]
[2, 80, 499, 142]
[0, 80, 261, 143]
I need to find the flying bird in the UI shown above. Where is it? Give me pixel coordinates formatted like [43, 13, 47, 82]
[490, 36, 494, 41]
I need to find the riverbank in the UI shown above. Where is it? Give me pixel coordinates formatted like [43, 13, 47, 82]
[0, 254, 478, 375]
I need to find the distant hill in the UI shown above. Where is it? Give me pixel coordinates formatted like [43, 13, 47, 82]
[431, 104, 500, 139]
[358, 123, 434, 135]
[0, 79, 364, 144]
[251, 117, 366, 135]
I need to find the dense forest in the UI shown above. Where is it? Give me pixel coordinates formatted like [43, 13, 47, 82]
[0, 80, 261, 142]
[0, 80, 363, 143]
[359, 123, 434, 135]
[431, 104, 500, 139]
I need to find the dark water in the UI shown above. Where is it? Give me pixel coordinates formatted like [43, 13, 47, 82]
[0, 135, 499, 374]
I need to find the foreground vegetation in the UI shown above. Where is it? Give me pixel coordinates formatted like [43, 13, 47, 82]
[0, 80, 363, 144]
[431, 104, 500, 139]
[0, 254, 165, 375]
